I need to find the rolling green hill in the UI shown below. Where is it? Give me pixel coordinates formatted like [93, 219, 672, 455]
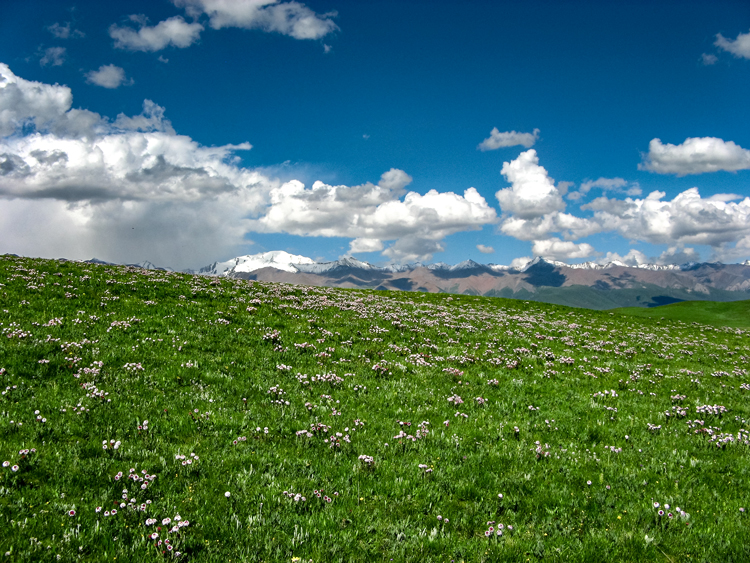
[613, 299, 750, 328]
[485, 284, 750, 310]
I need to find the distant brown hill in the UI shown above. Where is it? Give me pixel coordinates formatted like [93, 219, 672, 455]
[224, 257, 750, 310]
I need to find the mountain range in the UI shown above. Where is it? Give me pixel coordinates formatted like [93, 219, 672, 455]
[85, 251, 750, 310]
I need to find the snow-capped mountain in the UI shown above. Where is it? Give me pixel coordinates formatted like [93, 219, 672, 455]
[294, 256, 376, 275]
[90, 252, 750, 278]
[197, 251, 315, 276]
[188, 252, 750, 310]
[189, 252, 748, 278]
[83, 252, 750, 309]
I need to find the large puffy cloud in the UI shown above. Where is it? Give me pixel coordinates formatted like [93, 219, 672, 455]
[715, 28, 750, 59]
[250, 173, 497, 262]
[0, 65, 257, 203]
[174, 0, 338, 39]
[349, 238, 383, 254]
[639, 137, 750, 175]
[494, 150, 600, 259]
[0, 126, 267, 265]
[477, 128, 539, 151]
[582, 188, 750, 248]
[500, 212, 600, 242]
[0, 129, 258, 203]
[0, 62, 498, 267]
[496, 149, 565, 219]
[110, 15, 204, 52]
[495, 144, 750, 264]
[0, 63, 73, 136]
[0, 63, 274, 268]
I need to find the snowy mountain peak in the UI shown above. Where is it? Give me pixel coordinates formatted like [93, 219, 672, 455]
[383, 263, 417, 273]
[519, 256, 565, 271]
[295, 256, 375, 274]
[450, 259, 485, 271]
[565, 261, 603, 270]
[191, 251, 750, 278]
[201, 251, 315, 276]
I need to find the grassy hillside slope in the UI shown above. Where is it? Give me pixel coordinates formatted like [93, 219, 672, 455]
[614, 300, 750, 328]
[1, 255, 749, 562]
[486, 284, 750, 310]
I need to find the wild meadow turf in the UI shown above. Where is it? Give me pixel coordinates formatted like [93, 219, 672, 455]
[1, 255, 749, 562]
[614, 300, 750, 329]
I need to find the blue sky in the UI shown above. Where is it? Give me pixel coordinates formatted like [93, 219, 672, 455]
[1, 0, 749, 269]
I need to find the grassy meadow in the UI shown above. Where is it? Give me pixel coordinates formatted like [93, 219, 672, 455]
[1, 254, 749, 562]
[614, 300, 750, 329]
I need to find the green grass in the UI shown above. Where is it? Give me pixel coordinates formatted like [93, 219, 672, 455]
[614, 299, 750, 328]
[488, 284, 750, 310]
[0, 254, 749, 562]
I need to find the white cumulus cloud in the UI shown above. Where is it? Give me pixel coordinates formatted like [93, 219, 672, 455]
[85, 65, 133, 89]
[639, 137, 750, 175]
[0, 117, 256, 203]
[496, 149, 565, 219]
[250, 173, 497, 262]
[110, 15, 204, 52]
[476, 244, 494, 254]
[582, 188, 750, 248]
[715, 28, 750, 59]
[0, 63, 271, 268]
[604, 246, 700, 266]
[531, 238, 596, 260]
[0, 63, 75, 135]
[0, 63, 497, 267]
[656, 246, 700, 265]
[349, 238, 383, 254]
[478, 128, 539, 151]
[174, 0, 338, 39]
[494, 149, 750, 264]
[493, 150, 602, 259]
[500, 212, 600, 242]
